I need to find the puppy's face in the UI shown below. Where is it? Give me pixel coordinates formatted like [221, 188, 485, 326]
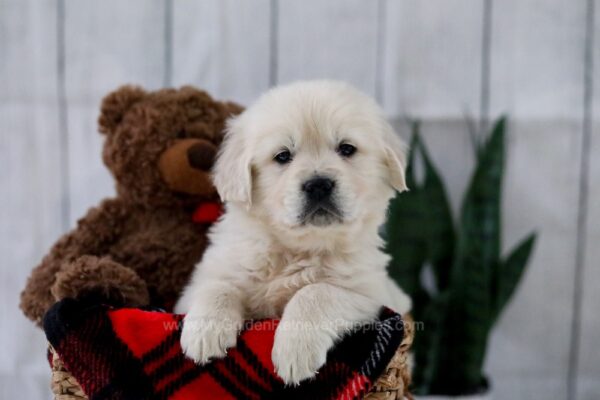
[213, 81, 407, 240]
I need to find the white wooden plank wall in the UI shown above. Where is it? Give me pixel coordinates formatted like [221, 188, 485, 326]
[383, 0, 484, 216]
[486, 1, 588, 399]
[0, 1, 597, 399]
[576, 2, 599, 400]
[171, 0, 271, 104]
[277, 0, 379, 97]
[0, 1, 64, 398]
[64, 1, 167, 224]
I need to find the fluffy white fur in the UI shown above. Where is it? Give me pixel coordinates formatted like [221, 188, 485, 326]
[176, 80, 412, 385]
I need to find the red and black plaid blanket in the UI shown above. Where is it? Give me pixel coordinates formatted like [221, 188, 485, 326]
[44, 298, 405, 400]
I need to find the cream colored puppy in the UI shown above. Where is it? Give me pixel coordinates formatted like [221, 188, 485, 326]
[176, 80, 411, 385]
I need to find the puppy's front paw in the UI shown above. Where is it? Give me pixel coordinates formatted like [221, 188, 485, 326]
[180, 313, 241, 364]
[272, 322, 334, 385]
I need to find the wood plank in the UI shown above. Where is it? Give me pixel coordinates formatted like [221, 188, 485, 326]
[382, 0, 484, 216]
[63, 0, 166, 224]
[382, 0, 484, 118]
[0, 375, 52, 400]
[171, 0, 271, 106]
[485, 1, 588, 399]
[0, 0, 62, 397]
[488, 0, 586, 119]
[485, 123, 583, 399]
[277, 0, 379, 97]
[578, 118, 600, 400]
[577, 1, 600, 398]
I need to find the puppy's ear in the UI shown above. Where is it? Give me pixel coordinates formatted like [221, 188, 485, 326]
[382, 125, 408, 192]
[212, 117, 253, 205]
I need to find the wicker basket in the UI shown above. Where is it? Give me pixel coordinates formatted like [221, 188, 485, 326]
[50, 315, 414, 400]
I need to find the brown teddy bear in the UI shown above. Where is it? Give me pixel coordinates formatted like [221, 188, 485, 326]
[20, 85, 242, 326]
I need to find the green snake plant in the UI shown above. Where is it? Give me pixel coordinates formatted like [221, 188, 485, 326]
[385, 117, 536, 395]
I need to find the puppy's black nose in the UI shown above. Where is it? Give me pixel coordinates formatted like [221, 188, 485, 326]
[302, 177, 335, 201]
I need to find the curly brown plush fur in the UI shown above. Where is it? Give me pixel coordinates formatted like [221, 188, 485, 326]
[20, 85, 242, 326]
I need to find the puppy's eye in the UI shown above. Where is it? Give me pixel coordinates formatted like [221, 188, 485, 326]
[274, 150, 292, 164]
[337, 143, 357, 157]
[176, 129, 187, 139]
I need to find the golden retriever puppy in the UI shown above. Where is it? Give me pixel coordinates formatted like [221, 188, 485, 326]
[176, 80, 411, 385]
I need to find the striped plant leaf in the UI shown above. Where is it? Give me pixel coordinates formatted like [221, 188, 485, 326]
[412, 293, 450, 394]
[386, 131, 428, 299]
[437, 117, 506, 392]
[385, 123, 455, 392]
[386, 123, 455, 295]
[492, 233, 536, 323]
[415, 132, 455, 291]
[385, 117, 535, 395]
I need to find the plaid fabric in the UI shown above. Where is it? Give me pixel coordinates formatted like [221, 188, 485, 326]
[44, 298, 405, 400]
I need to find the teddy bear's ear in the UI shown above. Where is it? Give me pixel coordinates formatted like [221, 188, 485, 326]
[98, 85, 146, 134]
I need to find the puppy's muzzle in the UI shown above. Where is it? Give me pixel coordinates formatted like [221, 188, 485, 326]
[300, 176, 342, 226]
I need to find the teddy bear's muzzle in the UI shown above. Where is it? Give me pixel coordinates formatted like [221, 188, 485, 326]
[187, 141, 216, 170]
[158, 138, 218, 197]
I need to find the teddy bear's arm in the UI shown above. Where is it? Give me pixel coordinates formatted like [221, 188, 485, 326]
[19, 198, 147, 325]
